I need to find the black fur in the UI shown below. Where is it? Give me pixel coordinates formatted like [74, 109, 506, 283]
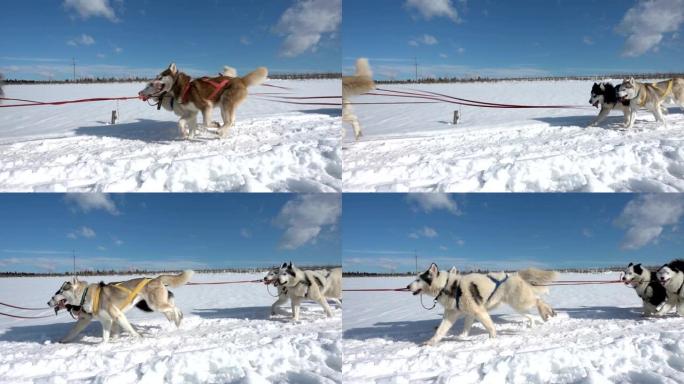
[454, 284, 463, 309]
[135, 300, 153, 312]
[633, 263, 643, 275]
[419, 270, 433, 286]
[646, 271, 667, 306]
[592, 82, 629, 106]
[313, 276, 325, 288]
[469, 282, 482, 305]
[668, 259, 684, 272]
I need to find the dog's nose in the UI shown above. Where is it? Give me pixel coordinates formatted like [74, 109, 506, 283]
[406, 284, 411, 290]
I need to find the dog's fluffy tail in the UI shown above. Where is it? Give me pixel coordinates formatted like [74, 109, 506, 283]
[241, 67, 268, 87]
[158, 270, 194, 288]
[354, 58, 372, 78]
[517, 268, 557, 294]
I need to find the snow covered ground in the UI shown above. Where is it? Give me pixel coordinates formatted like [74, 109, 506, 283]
[343, 273, 684, 384]
[343, 80, 684, 192]
[0, 80, 341, 192]
[0, 273, 341, 383]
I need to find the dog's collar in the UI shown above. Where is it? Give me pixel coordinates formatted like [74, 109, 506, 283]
[677, 279, 684, 295]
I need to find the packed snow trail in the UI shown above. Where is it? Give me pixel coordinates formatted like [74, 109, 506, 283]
[343, 80, 684, 192]
[0, 273, 341, 383]
[0, 80, 341, 192]
[343, 274, 684, 384]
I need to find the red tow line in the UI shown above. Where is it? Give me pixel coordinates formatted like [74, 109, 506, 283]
[186, 279, 262, 286]
[0, 311, 56, 319]
[0, 96, 139, 108]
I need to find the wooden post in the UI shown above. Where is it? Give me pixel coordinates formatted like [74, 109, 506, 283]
[110, 110, 117, 125]
[453, 110, 460, 125]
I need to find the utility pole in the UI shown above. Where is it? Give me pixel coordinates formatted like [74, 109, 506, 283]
[414, 249, 418, 274]
[72, 57, 76, 81]
[414, 56, 418, 82]
[72, 249, 76, 275]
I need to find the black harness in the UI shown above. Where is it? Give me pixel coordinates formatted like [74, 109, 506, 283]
[443, 273, 509, 310]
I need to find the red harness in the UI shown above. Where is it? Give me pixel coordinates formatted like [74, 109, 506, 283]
[180, 77, 232, 104]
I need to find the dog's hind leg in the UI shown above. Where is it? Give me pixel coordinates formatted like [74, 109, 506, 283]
[653, 102, 668, 127]
[317, 296, 334, 318]
[535, 298, 556, 321]
[201, 105, 220, 129]
[59, 314, 92, 343]
[424, 309, 462, 346]
[329, 298, 342, 308]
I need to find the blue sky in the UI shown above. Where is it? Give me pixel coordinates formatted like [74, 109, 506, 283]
[343, 193, 684, 272]
[343, 0, 684, 79]
[0, 0, 341, 80]
[0, 193, 341, 273]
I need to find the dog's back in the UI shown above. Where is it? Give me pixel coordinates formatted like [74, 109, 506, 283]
[343, 58, 375, 98]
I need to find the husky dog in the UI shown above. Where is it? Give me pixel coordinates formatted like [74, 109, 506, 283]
[48, 270, 193, 343]
[276, 262, 342, 321]
[655, 259, 684, 315]
[621, 262, 667, 316]
[138, 63, 267, 139]
[407, 263, 557, 345]
[587, 82, 633, 127]
[342, 58, 375, 140]
[263, 267, 289, 316]
[617, 77, 684, 128]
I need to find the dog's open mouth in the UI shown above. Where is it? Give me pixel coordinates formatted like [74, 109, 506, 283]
[52, 299, 67, 314]
[660, 278, 670, 284]
[412, 288, 422, 296]
[592, 101, 599, 108]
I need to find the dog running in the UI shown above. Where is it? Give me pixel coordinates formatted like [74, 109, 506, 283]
[276, 262, 342, 321]
[621, 262, 667, 316]
[138, 63, 268, 139]
[407, 263, 557, 345]
[617, 77, 684, 129]
[655, 259, 684, 316]
[48, 270, 193, 343]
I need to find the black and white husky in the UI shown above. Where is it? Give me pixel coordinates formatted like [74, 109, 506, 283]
[621, 262, 667, 316]
[276, 262, 342, 321]
[587, 82, 632, 127]
[655, 259, 684, 316]
[407, 263, 557, 345]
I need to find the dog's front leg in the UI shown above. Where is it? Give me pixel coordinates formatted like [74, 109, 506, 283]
[656, 300, 673, 316]
[626, 109, 636, 129]
[59, 314, 92, 343]
[459, 315, 475, 337]
[424, 309, 461, 346]
[111, 306, 141, 339]
[202, 106, 219, 129]
[676, 301, 684, 316]
[291, 296, 302, 321]
[271, 294, 289, 316]
[178, 118, 190, 139]
[100, 316, 114, 343]
[588, 107, 610, 127]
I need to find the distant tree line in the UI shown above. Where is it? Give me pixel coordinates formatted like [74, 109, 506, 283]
[377, 72, 684, 85]
[0, 265, 342, 278]
[3, 72, 341, 85]
[344, 266, 638, 277]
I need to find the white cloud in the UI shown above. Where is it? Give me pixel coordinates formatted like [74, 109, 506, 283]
[409, 226, 439, 239]
[114, 46, 123, 54]
[111, 236, 124, 246]
[68, 226, 97, 239]
[97, 245, 107, 251]
[96, 53, 106, 59]
[0, 255, 207, 273]
[439, 245, 448, 251]
[409, 34, 439, 46]
[456, 239, 465, 246]
[64, 193, 119, 215]
[274, 0, 341, 57]
[581, 228, 593, 238]
[404, 0, 460, 23]
[274, 194, 341, 250]
[406, 193, 460, 215]
[616, 0, 684, 57]
[63, 0, 119, 22]
[457, 47, 465, 54]
[240, 228, 252, 238]
[67, 34, 96, 46]
[240, 36, 251, 46]
[615, 195, 684, 250]
[439, 53, 448, 59]
[582, 36, 594, 45]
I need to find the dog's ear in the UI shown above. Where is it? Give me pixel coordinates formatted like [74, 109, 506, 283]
[628, 262, 633, 267]
[281, 262, 287, 269]
[168, 62, 177, 74]
[71, 276, 78, 284]
[600, 83, 605, 90]
[429, 263, 439, 275]
[449, 266, 458, 274]
[288, 261, 293, 269]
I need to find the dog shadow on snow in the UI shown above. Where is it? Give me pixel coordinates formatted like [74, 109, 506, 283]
[0, 321, 161, 344]
[534, 107, 683, 128]
[344, 306, 644, 343]
[193, 303, 338, 323]
[75, 119, 183, 143]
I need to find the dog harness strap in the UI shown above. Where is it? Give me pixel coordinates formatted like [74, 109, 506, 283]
[677, 280, 684, 295]
[455, 284, 462, 310]
[200, 77, 231, 101]
[78, 286, 89, 308]
[181, 82, 193, 104]
[486, 274, 509, 303]
[122, 278, 151, 308]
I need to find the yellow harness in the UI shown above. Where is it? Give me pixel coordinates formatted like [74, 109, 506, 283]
[90, 278, 152, 315]
[640, 79, 674, 107]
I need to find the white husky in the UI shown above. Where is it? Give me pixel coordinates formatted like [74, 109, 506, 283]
[276, 262, 342, 321]
[616, 77, 684, 128]
[621, 262, 668, 316]
[655, 259, 684, 316]
[407, 263, 557, 345]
